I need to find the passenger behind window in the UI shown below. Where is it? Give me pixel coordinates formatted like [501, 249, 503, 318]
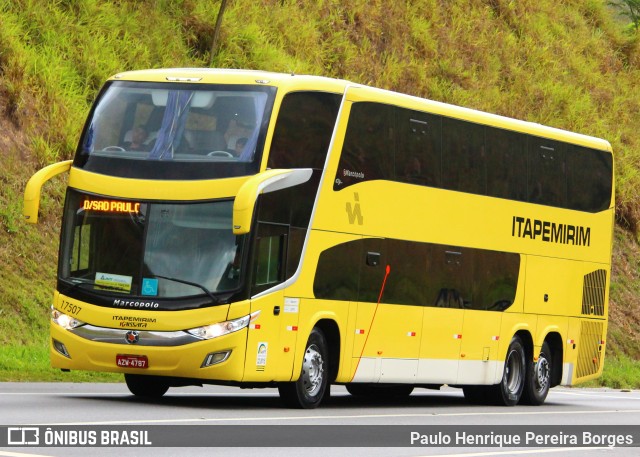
[182, 129, 227, 154]
[233, 137, 248, 157]
[225, 118, 253, 151]
[122, 126, 150, 151]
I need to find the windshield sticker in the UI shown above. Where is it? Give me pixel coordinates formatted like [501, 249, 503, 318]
[141, 278, 159, 296]
[95, 272, 133, 293]
[256, 342, 268, 369]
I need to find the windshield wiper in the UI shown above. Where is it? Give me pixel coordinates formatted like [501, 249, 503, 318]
[153, 275, 220, 305]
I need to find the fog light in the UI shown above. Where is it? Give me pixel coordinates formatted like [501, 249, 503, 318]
[53, 339, 71, 358]
[201, 350, 231, 368]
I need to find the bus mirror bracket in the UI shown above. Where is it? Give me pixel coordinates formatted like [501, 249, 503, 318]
[23, 160, 73, 224]
[233, 168, 313, 235]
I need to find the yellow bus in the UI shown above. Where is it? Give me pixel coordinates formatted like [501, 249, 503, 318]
[24, 69, 614, 408]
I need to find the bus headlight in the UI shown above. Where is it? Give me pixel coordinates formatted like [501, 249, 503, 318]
[187, 310, 260, 340]
[51, 307, 85, 330]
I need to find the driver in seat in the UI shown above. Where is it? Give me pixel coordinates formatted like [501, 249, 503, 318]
[122, 126, 149, 151]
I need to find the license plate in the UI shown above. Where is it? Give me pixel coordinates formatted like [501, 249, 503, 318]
[116, 354, 148, 369]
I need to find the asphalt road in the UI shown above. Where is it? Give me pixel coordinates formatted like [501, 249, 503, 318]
[1, 383, 639, 457]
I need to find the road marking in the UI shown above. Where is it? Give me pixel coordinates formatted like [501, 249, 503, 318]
[0, 392, 279, 397]
[27, 409, 640, 426]
[0, 452, 54, 457]
[414, 448, 613, 457]
[552, 390, 640, 400]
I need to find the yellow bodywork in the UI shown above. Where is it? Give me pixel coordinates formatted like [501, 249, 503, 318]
[29, 69, 612, 387]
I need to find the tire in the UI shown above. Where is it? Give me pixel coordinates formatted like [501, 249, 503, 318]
[521, 341, 552, 405]
[490, 335, 526, 406]
[124, 374, 170, 398]
[278, 328, 329, 409]
[346, 384, 414, 398]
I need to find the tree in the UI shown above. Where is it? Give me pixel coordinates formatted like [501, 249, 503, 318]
[612, 0, 640, 30]
[209, 0, 229, 66]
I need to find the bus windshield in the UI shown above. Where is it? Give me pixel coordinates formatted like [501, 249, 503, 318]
[73, 81, 276, 180]
[59, 190, 246, 307]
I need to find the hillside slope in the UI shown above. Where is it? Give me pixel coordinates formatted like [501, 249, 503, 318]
[1, 0, 639, 382]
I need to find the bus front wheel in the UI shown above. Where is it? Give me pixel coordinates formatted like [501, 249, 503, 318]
[491, 335, 526, 406]
[278, 328, 329, 409]
[124, 373, 169, 398]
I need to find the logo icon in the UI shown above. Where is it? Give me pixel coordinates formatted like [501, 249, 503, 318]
[141, 278, 159, 296]
[7, 427, 40, 445]
[346, 192, 364, 225]
[125, 331, 140, 344]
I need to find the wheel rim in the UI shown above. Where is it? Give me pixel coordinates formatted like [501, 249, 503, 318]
[535, 356, 550, 392]
[504, 348, 523, 395]
[302, 343, 324, 397]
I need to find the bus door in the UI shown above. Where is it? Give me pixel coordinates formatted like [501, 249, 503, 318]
[417, 247, 465, 384]
[351, 238, 423, 383]
[458, 309, 502, 385]
[457, 249, 521, 385]
[243, 222, 299, 381]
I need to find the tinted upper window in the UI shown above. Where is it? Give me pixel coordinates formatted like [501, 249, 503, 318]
[528, 138, 567, 208]
[485, 127, 527, 201]
[333, 101, 612, 213]
[566, 143, 613, 212]
[442, 118, 485, 194]
[268, 91, 341, 169]
[396, 109, 442, 187]
[334, 102, 394, 189]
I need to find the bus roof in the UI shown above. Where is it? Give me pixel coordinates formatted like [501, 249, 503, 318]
[109, 68, 612, 152]
[109, 68, 351, 94]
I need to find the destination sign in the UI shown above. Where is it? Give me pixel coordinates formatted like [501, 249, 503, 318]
[82, 199, 141, 214]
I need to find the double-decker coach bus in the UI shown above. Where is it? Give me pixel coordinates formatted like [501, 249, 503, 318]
[24, 69, 614, 408]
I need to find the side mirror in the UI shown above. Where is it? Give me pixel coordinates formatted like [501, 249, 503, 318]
[233, 168, 312, 235]
[23, 160, 73, 224]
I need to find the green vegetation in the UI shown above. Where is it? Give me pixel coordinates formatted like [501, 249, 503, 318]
[1, 0, 639, 387]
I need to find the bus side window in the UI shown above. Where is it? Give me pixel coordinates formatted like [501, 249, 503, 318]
[528, 138, 567, 208]
[268, 91, 341, 170]
[335, 102, 394, 190]
[485, 127, 527, 202]
[566, 144, 613, 212]
[442, 117, 485, 195]
[396, 109, 442, 187]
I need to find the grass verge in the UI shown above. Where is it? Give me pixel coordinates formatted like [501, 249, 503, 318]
[0, 345, 120, 382]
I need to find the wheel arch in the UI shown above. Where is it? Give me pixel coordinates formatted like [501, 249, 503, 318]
[314, 318, 341, 383]
[543, 331, 564, 388]
[515, 329, 534, 364]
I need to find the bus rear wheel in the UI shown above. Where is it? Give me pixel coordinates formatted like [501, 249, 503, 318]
[521, 341, 552, 405]
[124, 374, 170, 398]
[490, 335, 526, 406]
[278, 328, 329, 409]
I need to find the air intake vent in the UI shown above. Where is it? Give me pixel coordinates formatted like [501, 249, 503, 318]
[581, 269, 607, 316]
[576, 320, 604, 379]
